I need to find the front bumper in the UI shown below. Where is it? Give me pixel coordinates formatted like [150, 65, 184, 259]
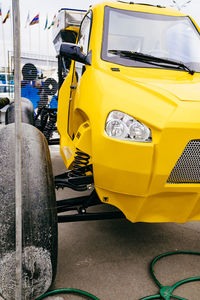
[93, 115, 200, 223]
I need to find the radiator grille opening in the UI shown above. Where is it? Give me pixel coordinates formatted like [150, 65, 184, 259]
[167, 140, 200, 183]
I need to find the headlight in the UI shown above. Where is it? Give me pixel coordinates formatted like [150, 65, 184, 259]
[105, 111, 152, 142]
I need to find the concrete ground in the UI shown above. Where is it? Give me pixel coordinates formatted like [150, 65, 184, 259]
[0, 135, 199, 300]
[48, 146, 200, 300]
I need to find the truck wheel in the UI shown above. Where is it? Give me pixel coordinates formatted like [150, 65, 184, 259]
[0, 123, 57, 300]
[5, 97, 35, 125]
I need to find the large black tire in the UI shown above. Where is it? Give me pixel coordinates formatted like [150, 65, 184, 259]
[5, 97, 35, 125]
[0, 123, 57, 300]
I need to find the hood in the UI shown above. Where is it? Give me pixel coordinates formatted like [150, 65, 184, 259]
[115, 70, 200, 102]
[137, 79, 200, 102]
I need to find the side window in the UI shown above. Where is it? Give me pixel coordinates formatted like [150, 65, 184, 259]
[75, 11, 92, 82]
[78, 11, 92, 54]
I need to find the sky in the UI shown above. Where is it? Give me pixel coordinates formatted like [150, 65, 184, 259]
[0, 0, 200, 67]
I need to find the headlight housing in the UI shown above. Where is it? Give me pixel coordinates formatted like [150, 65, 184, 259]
[105, 111, 152, 142]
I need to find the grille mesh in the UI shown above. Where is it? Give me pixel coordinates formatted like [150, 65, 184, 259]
[167, 140, 200, 183]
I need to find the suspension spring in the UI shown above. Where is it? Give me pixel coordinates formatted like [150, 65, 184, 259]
[71, 150, 91, 177]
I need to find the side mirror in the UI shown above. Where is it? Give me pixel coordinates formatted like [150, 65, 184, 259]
[60, 43, 91, 65]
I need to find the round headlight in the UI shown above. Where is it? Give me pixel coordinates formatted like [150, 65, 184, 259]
[105, 119, 128, 138]
[129, 122, 151, 141]
[105, 111, 152, 142]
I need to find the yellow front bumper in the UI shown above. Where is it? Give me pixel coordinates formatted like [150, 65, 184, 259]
[93, 120, 200, 223]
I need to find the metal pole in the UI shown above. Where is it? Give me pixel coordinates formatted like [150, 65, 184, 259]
[12, 0, 22, 299]
[39, 19, 41, 54]
[29, 25, 31, 52]
[1, 13, 6, 68]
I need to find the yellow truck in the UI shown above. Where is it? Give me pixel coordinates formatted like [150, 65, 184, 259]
[57, 1, 200, 224]
[1, 1, 200, 299]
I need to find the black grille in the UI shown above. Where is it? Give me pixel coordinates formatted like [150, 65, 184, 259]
[167, 140, 200, 183]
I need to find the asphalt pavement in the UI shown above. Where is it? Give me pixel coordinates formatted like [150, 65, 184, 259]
[48, 145, 200, 300]
[0, 141, 200, 300]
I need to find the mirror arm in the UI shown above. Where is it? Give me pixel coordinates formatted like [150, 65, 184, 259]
[84, 50, 92, 66]
[59, 43, 92, 66]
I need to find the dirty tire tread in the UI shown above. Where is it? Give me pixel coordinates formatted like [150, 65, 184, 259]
[0, 123, 57, 300]
[5, 98, 35, 125]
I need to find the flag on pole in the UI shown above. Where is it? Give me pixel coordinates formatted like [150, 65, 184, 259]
[44, 14, 48, 30]
[48, 14, 56, 29]
[25, 11, 30, 28]
[29, 14, 39, 25]
[0, 4, 2, 16]
[2, 9, 10, 23]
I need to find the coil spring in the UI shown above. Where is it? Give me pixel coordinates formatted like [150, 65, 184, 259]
[71, 150, 90, 177]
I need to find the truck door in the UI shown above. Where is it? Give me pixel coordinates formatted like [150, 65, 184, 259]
[68, 11, 92, 139]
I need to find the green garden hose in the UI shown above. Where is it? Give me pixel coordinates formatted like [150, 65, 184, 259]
[37, 251, 200, 300]
[36, 288, 100, 300]
[140, 251, 200, 300]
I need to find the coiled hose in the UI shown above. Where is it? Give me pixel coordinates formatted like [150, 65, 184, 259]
[140, 251, 200, 300]
[36, 288, 99, 300]
[37, 251, 200, 300]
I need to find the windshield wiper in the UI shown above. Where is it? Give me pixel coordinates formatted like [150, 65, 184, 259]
[108, 50, 195, 75]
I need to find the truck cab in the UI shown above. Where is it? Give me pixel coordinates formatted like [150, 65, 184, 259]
[55, 1, 200, 223]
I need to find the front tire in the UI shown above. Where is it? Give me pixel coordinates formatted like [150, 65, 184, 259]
[5, 97, 35, 125]
[0, 123, 57, 299]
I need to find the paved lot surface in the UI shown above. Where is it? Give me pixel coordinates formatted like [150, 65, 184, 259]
[48, 146, 200, 300]
[1, 140, 199, 300]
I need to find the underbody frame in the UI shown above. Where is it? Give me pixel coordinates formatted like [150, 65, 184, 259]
[55, 164, 125, 222]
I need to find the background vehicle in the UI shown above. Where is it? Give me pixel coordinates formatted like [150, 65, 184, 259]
[0, 72, 14, 103]
[0, 84, 14, 99]
[0, 72, 14, 85]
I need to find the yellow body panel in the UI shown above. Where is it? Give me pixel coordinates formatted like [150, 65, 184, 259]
[57, 1, 200, 223]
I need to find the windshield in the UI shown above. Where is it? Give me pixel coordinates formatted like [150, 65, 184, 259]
[102, 6, 200, 72]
